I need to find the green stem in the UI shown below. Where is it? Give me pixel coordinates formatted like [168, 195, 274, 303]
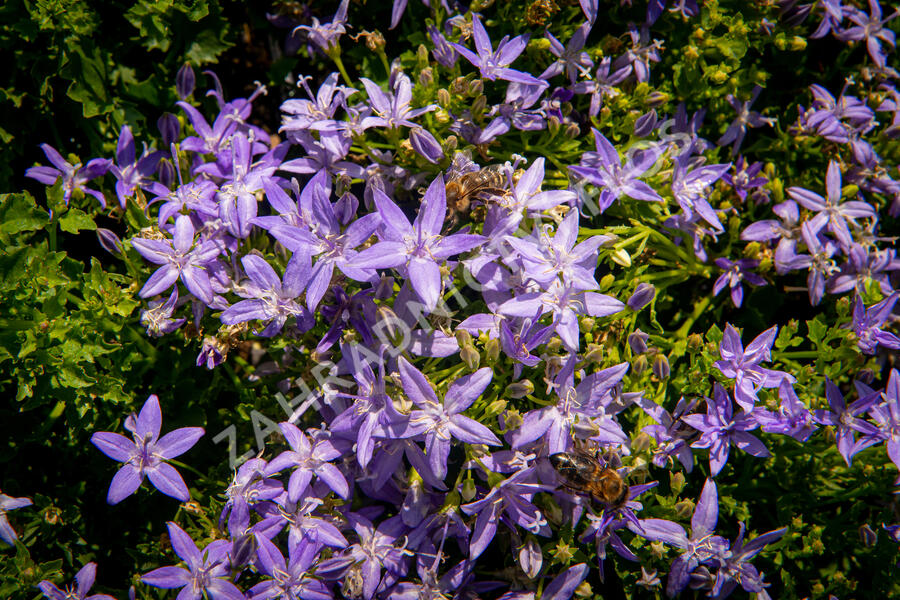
[328, 47, 354, 86]
[675, 294, 712, 339]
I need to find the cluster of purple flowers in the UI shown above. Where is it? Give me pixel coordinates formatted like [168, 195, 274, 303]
[17, 0, 900, 598]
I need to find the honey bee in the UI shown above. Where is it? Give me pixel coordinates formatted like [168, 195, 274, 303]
[550, 450, 630, 510]
[444, 162, 510, 227]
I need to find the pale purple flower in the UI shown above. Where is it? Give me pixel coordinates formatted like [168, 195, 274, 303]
[315, 514, 411, 600]
[510, 355, 629, 454]
[569, 129, 664, 213]
[717, 86, 775, 157]
[266, 422, 350, 502]
[866, 369, 900, 474]
[714, 324, 794, 412]
[0, 492, 31, 545]
[140, 289, 186, 337]
[712, 523, 787, 598]
[853, 293, 900, 355]
[572, 58, 632, 117]
[787, 160, 876, 249]
[352, 176, 485, 311]
[90, 394, 204, 504]
[396, 357, 501, 480]
[38, 562, 116, 600]
[109, 125, 165, 208]
[682, 384, 770, 477]
[498, 279, 625, 352]
[25, 144, 111, 207]
[281, 73, 354, 133]
[712, 258, 767, 308]
[142, 522, 243, 600]
[611, 26, 662, 83]
[296, 0, 350, 54]
[756, 379, 818, 442]
[540, 23, 593, 83]
[638, 479, 730, 597]
[723, 157, 768, 202]
[838, 0, 899, 67]
[131, 215, 222, 305]
[813, 378, 881, 466]
[220, 254, 312, 337]
[450, 14, 547, 87]
[461, 468, 551, 559]
[248, 535, 332, 600]
[671, 153, 731, 231]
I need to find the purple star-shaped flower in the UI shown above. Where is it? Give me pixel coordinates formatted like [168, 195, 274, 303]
[25, 144, 111, 207]
[38, 562, 116, 600]
[569, 129, 664, 213]
[266, 422, 350, 502]
[714, 324, 795, 412]
[717, 86, 775, 157]
[450, 13, 547, 87]
[397, 357, 501, 479]
[712, 257, 767, 308]
[682, 384, 770, 477]
[352, 176, 485, 311]
[108, 125, 165, 208]
[131, 215, 222, 305]
[90, 395, 204, 504]
[813, 378, 881, 466]
[220, 253, 312, 337]
[852, 293, 900, 355]
[142, 522, 243, 600]
[638, 479, 730, 597]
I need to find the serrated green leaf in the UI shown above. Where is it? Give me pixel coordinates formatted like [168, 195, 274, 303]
[58, 207, 96, 233]
[0, 192, 49, 237]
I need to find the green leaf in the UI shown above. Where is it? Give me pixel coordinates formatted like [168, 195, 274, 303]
[0, 192, 49, 237]
[65, 45, 113, 117]
[58, 207, 96, 234]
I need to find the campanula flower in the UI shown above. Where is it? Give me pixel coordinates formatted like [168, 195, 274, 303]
[90, 394, 204, 504]
[38, 562, 116, 600]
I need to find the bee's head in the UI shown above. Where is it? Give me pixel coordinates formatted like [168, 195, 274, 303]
[549, 453, 571, 471]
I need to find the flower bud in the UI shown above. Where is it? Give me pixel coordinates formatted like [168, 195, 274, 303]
[579, 317, 595, 333]
[461, 345, 480, 370]
[632, 354, 648, 376]
[633, 110, 657, 137]
[652, 354, 670, 379]
[583, 343, 604, 364]
[230, 533, 257, 570]
[156, 158, 175, 189]
[859, 523, 877, 547]
[461, 478, 477, 502]
[451, 77, 468, 95]
[436, 88, 452, 107]
[443, 134, 458, 154]
[574, 582, 593, 598]
[519, 538, 543, 579]
[646, 91, 669, 107]
[627, 283, 656, 311]
[97, 228, 124, 256]
[485, 337, 500, 362]
[547, 115, 561, 136]
[611, 248, 632, 267]
[599, 273, 615, 290]
[505, 380, 533, 399]
[468, 79, 484, 96]
[472, 94, 487, 114]
[416, 43, 429, 65]
[669, 471, 685, 495]
[418, 67, 434, 88]
[157, 113, 180, 147]
[563, 122, 580, 139]
[484, 399, 508, 419]
[628, 329, 649, 354]
[455, 329, 472, 347]
[176, 63, 195, 100]
[675, 498, 695, 520]
[682, 334, 701, 354]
